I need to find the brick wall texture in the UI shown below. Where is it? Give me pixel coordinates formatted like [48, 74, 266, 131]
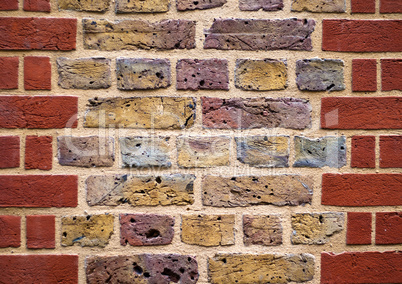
[0, 0, 401, 283]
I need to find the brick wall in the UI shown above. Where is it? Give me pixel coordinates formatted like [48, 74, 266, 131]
[0, 0, 401, 283]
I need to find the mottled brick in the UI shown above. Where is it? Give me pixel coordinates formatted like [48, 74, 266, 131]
[347, 212, 371, 245]
[86, 255, 198, 283]
[0, 0, 18, 10]
[381, 59, 402, 91]
[181, 215, 235, 246]
[291, 213, 344, 244]
[239, 0, 283, 11]
[25, 135, 52, 170]
[352, 0, 375, 13]
[120, 214, 174, 246]
[380, 0, 402, 13]
[235, 59, 287, 91]
[177, 0, 226, 10]
[26, 215, 55, 249]
[376, 212, 402, 244]
[0, 216, 21, 248]
[83, 19, 196, 51]
[296, 59, 344, 91]
[120, 137, 171, 168]
[209, 254, 315, 284]
[57, 57, 111, 89]
[0, 57, 18, 89]
[58, 136, 114, 168]
[58, 0, 110, 11]
[116, 58, 171, 90]
[24, 57, 51, 90]
[61, 214, 114, 247]
[291, 0, 345, 12]
[235, 136, 289, 167]
[0, 136, 20, 169]
[380, 135, 402, 168]
[177, 136, 230, 168]
[24, 0, 50, 11]
[203, 175, 312, 207]
[293, 136, 346, 168]
[202, 97, 311, 129]
[204, 18, 315, 50]
[84, 97, 195, 129]
[86, 174, 195, 206]
[116, 0, 169, 12]
[351, 136, 376, 168]
[352, 59, 377, 92]
[176, 59, 228, 90]
[243, 215, 282, 246]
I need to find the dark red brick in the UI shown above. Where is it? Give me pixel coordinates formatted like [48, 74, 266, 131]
[381, 59, 402, 91]
[376, 212, 402, 245]
[380, 135, 402, 168]
[380, 0, 402, 13]
[0, 136, 20, 169]
[26, 215, 55, 249]
[321, 251, 402, 284]
[0, 216, 21, 248]
[24, 56, 51, 90]
[0, 255, 78, 283]
[321, 97, 402, 129]
[352, 59, 377, 92]
[0, 175, 78, 207]
[0, 0, 18, 10]
[0, 17, 76, 51]
[0, 57, 18, 89]
[351, 0, 375, 13]
[322, 20, 402, 52]
[25, 136, 52, 170]
[351, 136, 375, 168]
[322, 174, 402, 206]
[347, 212, 372, 245]
[0, 96, 78, 129]
[24, 0, 50, 11]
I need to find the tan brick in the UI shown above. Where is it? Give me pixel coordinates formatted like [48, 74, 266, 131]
[83, 19, 195, 51]
[116, 0, 169, 13]
[61, 214, 114, 247]
[291, 213, 344, 244]
[86, 174, 195, 206]
[177, 0, 226, 10]
[235, 136, 289, 167]
[208, 253, 315, 283]
[58, 0, 110, 11]
[235, 59, 287, 91]
[243, 215, 282, 246]
[84, 97, 195, 129]
[291, 0, 345, 12]
[177, 136, 230, 168]
[181, 214, 235, 246]
[203, 175, 312, 207]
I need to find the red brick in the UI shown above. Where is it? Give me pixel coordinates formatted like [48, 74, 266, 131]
[352, 59, 377, 92]
[24, 0, 50, 11]
[0, 216, 21, 248]
[25, 136, 52, 170]
[0, 136, 20, 168]
[351, 136, 375, 168]
[321, 251, 402, 284]
[0, 255, 78, 283]
[381, 59, 402, 91]
[380, 135, 402, 168]
[322, 20, 402, 52]
[0, 57, 18, 89]
[347, 212, 372, 245]
[322, 174, 402, 206]
[376, 212, 402, 245]
[351, 0, 375, 13]
[0, 0, 18, 10]
[26, 215, 55, 249]
[380, 0, 402, 13]
[0, 17, 76, 51]
[0, 96, 78, 129]
[0, 175, 78, 207]
[321, 97, 402, 129]
[24, 57, 51, 90]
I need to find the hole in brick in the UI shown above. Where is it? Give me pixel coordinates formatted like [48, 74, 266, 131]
[133, 264, 143, 275]
[161, 268, 180, 282]
[130, 218, 136, 223]
[193, 1, 198, 4]
[179, 268, 185, 274]
[319, 215, 323, 223]
[144, 272, 150, 278]
[199, 80, 205, 86]
[86, 215, 91, 220]
[155, 176, 162, 183]
[217, 216, 221, 221]
[63, 232, 67, 237]
[222, 258, 227, 263]
[145, 229, 160, 238]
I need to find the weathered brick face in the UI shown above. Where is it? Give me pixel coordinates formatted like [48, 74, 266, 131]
[0, 1, 401, 283]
